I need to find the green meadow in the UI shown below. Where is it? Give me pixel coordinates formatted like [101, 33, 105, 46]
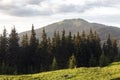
[0, 62, 120, 80]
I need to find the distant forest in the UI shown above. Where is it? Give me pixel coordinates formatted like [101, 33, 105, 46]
[0, 25, 119, 74]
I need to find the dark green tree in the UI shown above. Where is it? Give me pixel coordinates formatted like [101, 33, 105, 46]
[79, 31, 91, 67]
[66, 31, 74, 57]
[2, 28, 8, 63]
[29, 24, 38, 51]
[21, 34, 28, 48]
[39, 28, 51, 71]
[103, 34, 116, 63]
[89, 54, 96, 67]
[51, 57, 57, 70]
[7, 27, 19, 74]
[112, 39, 118, 61]
[99, 52, 109, 67]
[69, 54, 76, 69]
[58, 29, 69, 69]
[0, 28, 8, 65]
[0, 35, 3, 64]
[93, 31, 102, 66]
[52, 31, 60, 69]
[74, 32, 82, 67]
[29, 24, 39, 73]
[18, 34, 29, 73]
[106, 34, 113, 62]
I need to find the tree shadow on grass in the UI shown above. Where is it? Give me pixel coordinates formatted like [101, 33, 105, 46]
[111, 78, 120, 80]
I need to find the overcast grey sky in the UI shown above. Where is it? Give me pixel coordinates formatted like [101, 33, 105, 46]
[0, 0, 120, 34]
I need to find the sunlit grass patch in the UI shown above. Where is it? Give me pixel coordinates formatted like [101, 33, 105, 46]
[0, 62, 120, 80]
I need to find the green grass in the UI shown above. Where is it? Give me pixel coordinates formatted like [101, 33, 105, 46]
[1, 62, 120, 80]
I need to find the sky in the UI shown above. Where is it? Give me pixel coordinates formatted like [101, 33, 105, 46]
[0, 0, 120, 34]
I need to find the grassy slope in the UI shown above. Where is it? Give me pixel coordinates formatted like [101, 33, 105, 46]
[0, 62, 120, 80]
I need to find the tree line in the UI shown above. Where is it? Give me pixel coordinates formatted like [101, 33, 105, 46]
[0, 25, 119, 74]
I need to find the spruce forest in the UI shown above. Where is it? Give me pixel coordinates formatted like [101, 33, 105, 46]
[0, 25, 119, 74]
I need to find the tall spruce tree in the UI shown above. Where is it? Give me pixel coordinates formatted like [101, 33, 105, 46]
[0, 28, 8, 74]
[87, 29, 102, 66]
[21, 34, 28, 48]
[52, 31, 60, 69]
[59, 29, 69, 69]
[87, 29, 95, 66]
[2, 28, 8, 63]
[74, 32, 82, 67]
[19, 34, 29, 73]
[80, 31, 91, 67]
[66, 31, 74, 57]
[112, 39, 118, 61]
[47, 37, 53, 70]
[39, 28, 51, 71]
[104, 34, 114, 63]
[0, 35, 3, 64]
[93, 31, 102, 66]
[0, 28, 8, 64]
[7, 27, 19, 74]
[29, 24, 38, 51]
[29, 24, 38, 73]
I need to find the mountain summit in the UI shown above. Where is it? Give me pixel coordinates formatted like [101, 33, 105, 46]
[19, 18, 120, 41]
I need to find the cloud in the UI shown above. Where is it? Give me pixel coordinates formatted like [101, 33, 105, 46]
[27, 0, 45, 5]
[0, 0, 120, 17]
[6, 5, 52, 17]
[45, 0, 120, 14]
[0, 0, 53, 16]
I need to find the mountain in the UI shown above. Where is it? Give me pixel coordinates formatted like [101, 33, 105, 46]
[19, 18, 120, 42]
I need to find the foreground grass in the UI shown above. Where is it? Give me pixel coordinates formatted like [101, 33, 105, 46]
[1, 62, 120, 80]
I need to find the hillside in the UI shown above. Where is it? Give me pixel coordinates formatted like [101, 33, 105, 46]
[0, 62, 120, 80]
[19, 18, 120, 41]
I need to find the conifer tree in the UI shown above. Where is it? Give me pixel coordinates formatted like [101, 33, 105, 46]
[86, 29, 102, 66]
[112, 39, 118, 61]
[66, 31, 74, 56]
[0, 35, 3, 64]
[59, 29, 69, 69]
[29, 24, 38, 50]
[69, 54, 76, 69]
[51, 57, 57, 70]
[29, 24, 38, 73]
[105, 34, 114, 63]
[74, 32, 82, 67]
[19, 34, 29, 73]
[93, 31, 102, 66]
[2, 28, 8, 62]
[52, 31, 61, 69]
[21, 34, 28, 48]
[80, 31, 91, 67]
[39, 28, 51, 71]
[114, 52, 120, 62]
[89, 54, 96, 67]
[47, 37, 53, 70]
[0, 28, 8, 65]
[99, 52, 109, 67]
[7, 27, 19, 73]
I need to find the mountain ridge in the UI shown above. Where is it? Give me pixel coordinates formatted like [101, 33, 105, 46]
[19, 18, 120, 42]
